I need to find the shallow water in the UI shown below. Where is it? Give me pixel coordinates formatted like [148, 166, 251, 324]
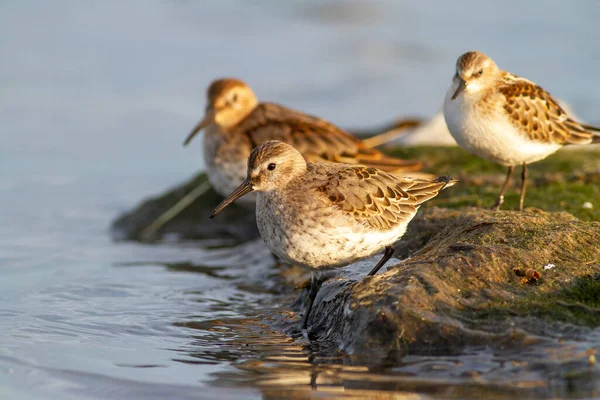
[2, 1, 600, 399]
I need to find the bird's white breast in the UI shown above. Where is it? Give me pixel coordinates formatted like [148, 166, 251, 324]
[443, 81, 561, 166]
[256, 191, 409, 270]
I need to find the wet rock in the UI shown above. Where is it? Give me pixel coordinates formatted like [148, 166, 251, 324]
[304, 208, 600, 354]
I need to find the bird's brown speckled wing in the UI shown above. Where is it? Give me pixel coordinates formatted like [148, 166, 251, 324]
[311, 164, 455, 230]
[233, 103, 422, 172]
[499, 73, 595, 145]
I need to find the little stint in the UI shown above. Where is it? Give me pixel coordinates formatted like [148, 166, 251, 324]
[210, 141, 456, 328]
[444, 51, 600, 211]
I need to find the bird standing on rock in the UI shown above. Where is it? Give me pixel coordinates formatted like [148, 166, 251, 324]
[210, 140, 456, 329]
[444, 51, 600, 211]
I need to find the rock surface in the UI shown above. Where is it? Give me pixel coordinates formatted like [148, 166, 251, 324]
[304, 207, 600, 355]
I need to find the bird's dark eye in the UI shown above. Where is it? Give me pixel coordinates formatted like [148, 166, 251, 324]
[231, 93, 238, 102]
[475, 69, 484, 76]
[267, 163, 276, 171]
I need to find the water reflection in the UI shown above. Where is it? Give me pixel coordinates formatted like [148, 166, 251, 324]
[172, 299, 600, 399]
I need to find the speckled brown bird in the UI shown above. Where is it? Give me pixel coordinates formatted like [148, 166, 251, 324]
[444, 51, 600, 211]
[210, 140, 456, 329]
[184, 78, 423, 205]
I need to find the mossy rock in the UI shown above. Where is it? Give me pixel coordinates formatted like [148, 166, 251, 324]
[302, 207, 600, 354]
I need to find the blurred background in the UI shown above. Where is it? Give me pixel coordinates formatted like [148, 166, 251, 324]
[2, 0, 599, 182]
[1, 1, 599, 399]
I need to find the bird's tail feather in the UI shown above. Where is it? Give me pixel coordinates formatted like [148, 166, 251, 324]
[582, 124, 600, 143]
[404, 176, 459, 205]
[359, 118, 423, 148]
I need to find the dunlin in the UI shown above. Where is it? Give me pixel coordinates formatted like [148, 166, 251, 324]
[444, 51, 600, 211]
[210, 140, 456, 328]
[184, 78, 423, 205]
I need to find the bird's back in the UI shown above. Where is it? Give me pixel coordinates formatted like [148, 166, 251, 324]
[234, 103, 423, 173]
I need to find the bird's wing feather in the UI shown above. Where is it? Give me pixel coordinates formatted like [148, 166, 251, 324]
[311, 163, 455, 230]
[499, 73, 594, 145]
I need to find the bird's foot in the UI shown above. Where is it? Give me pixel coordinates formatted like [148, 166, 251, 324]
[490, 195, 504, 210]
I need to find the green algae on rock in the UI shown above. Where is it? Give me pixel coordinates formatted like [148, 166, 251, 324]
[386, 146, 600, 220]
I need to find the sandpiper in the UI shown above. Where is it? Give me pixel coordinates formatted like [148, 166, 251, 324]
[184, 78, 423, 205]
[444, 51, 600, 211]
[210, 141, 456, 329]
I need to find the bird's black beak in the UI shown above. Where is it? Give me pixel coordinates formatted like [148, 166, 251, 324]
[209, 179, 253, 218]
[183, 108, 215, 146]
[451, 78, 467, 100]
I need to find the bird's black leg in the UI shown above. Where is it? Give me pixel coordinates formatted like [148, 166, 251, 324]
[301, 272, 325, 329]
[491, 165, 514, 210]
[519, 163, 528, 211]
[367, 246, 395, 276]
